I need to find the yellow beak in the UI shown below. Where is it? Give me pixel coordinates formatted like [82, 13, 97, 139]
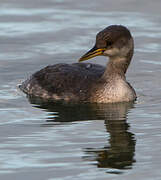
[79, 46, 105, 62]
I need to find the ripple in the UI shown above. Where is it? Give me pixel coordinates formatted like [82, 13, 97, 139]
[0, 22, 61, 36]
[0, 1, 161, 179]
[140, 60, 161, 65]
[0, 8, 54, 16]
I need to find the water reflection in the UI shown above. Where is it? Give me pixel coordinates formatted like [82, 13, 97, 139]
[28, 96, 136, 172]
[84, 103, 136, 171]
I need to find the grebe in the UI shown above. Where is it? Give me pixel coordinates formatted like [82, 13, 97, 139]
[20, 25, 136, 103]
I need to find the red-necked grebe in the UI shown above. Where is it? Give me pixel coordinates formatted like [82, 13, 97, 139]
[20, 25, 136, 103]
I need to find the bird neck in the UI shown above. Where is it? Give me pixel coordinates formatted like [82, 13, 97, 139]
[102, 54, 132, 80]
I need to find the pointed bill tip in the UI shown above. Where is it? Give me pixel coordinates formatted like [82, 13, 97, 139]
[78, 47, 105, 62]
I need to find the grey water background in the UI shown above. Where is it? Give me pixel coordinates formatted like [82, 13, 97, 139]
[0, 0, 161, 179]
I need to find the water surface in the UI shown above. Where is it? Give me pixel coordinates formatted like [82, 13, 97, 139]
[0, 0, 161, 179]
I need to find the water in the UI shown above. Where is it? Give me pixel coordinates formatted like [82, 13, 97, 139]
[0, 0, 161, 179]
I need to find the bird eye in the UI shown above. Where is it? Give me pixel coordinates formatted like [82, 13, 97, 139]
[107, 41, 113, 46]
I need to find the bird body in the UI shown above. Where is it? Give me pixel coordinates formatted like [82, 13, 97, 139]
[20, 25, 136, 103]
[20, 63, 105, 102]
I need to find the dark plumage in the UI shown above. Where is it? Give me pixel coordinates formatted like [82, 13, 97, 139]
[20, 25, 136, 103]
[20, 63, 104, 101]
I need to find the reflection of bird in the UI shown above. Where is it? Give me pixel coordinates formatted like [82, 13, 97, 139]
[20, 25, 136, 103]
[29, 96, 136, 171]
[82, 102, 136, 170]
